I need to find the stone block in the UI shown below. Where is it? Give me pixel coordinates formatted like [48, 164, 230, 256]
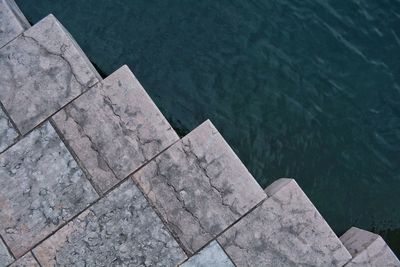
[0, 122, 98, 257]
[0, 238, 13, 267]
[0, 106, 18, 153]
[9, 252, 40, 267]
[0, 14, 100, 134]
[218, 178, 352, 267]
[341, 227, 400, 267]
[0, 0, 29, 48]
[180, 241, 234, 267]
[133, 120, 266, 254]
[33, 179, 186, 267]
[52, 65, 179, 194]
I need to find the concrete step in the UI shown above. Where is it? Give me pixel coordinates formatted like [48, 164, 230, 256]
[0, 122, 98, 258]
[0, 14, 100, 135]
[132, 120, 267, 254]
[0, 0, 30, 48]
[52, 65, 179, 194]
[340, 227, 400, 267]
[32, 179, 186, 267]
[180, 241, 234, 267]
[217, 178, 352, 267]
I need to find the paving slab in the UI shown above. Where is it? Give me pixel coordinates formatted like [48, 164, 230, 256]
[9, 252, 40, 267]
[133, 120, 266, 254]
[52, 65, 179, 194]
[0, 0, 30, 48]
[33, 179, 186, 267]
[218, 178, 352, 267]
[341, 227, 400, 267]
[0, 122, 98, 257]
[0, 106, 18, 153]
[0, 14, 100, 135]
[0, 238, 13, 267]
[180, 241, 234, 267]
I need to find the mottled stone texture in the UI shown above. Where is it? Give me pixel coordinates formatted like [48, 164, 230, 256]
[341, 227, 400, 267]
[33, 179, 186, 267]
[0, 0, 30, 48]
[9, 252, 40, 267]
[0, 122, 98, 257]
[180, 241, 234, 267]
[218, 178, 352, 267]
[52, 65, 179, 194]
[0, 238, 13, 266]
[133, 120, 266, 254]
[0, 14, 100, 135]
[0, 107, 18, 153]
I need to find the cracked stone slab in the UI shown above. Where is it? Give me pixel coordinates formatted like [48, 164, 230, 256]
[0, 14, 100, 135]
[133, 120, 266, 254]
[0, 0, 30, 48]
[218, 178, 352, 267]
[180, 241, 234, 267]
[52, 65, 179, 194]
[0, 238, 13, 267]
[0, 122, 98, 258]
[0, 106, 19, 153]
[340, 227, 400, 267]
[33, 179, 187, 267]
[9, 252, 40, 267]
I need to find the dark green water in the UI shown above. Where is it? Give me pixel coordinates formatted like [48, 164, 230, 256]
[17, 0, 400, 255]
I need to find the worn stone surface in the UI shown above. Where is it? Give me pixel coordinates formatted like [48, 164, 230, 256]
[0, 122, 98, 257]
[218, 178, 352, 267]
[52, 65, 179, 194]
[0, 14, 100, 135]
[9, 252, 40, 267]
[0, 106, 18, 153]
[0, 238, 13, 267]
[33, 179, 186, 267]
[0, 0, 30, 48]
[341, 227, 400, 267]
[180, 241, 234, 267]
[133, 120, 266, 254]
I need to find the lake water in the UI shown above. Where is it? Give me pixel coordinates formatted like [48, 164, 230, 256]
[17, 0, 400, 255]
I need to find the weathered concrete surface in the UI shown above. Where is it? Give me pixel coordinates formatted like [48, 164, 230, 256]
[52, 65, 179, 194]
[0, 238, 13, 267]
[341, 227, 400, 267]
[218, 178, 352, 267]
[0, 122, 98, 257]
[9, 252, 40, 267]
[33, 179, 186, 267]
[133, 120, 266, 254]
[0, 0, 29, 48]
[0, 14, 100, 135]
[0, 106, 18, 153]
[180, 241, 234, 267]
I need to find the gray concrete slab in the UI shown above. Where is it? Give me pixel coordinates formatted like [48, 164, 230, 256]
[218, 178, 352, 267]
[341, 227, 400, 267]
[0, 0, 29, 48]
[133, 120, 266, 254]
[0, 106, 18, 153]
[180, 241, 234, 267]
[0, 14, 100, 135]
[52, 65, 179, 194]
[9, 252, 40, 267]
[33, 179, 187, 267]
[0, 238, 13, 267]
[0, 122, 98, 257]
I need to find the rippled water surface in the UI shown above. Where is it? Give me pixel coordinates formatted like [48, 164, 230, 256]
[17, 0, 400, 254]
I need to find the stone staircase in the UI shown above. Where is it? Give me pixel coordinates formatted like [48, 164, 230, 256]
[0, 1, 399, 266]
